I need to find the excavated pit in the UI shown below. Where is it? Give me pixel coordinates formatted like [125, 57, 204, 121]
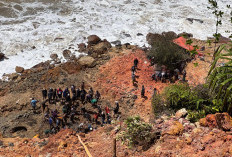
[11, 126, 27, 133]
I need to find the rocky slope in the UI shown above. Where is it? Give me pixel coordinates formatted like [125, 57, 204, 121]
[0, 34, 229, 156]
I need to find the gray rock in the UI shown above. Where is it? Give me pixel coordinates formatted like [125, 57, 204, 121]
[62, 49, 71, 59]
[50, 53, 58, 60]
[78, 56, 95, 67]
[15, 66, 24, 73]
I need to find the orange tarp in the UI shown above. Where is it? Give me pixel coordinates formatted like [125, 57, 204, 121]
[173, 36, 203, 56]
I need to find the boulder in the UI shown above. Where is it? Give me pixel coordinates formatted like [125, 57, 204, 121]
[87, 35, 101, 45]
[50, 54, 58, 60]
[0, 53, 7, 61]
[111, 40, 121, 46]
[146, 33, 163, 45]
[162, 121, 184, 136]
[215, 112, 232, 131]
[63, 49, 71, 59]
[0, 53, 5, 61]
[92, 40, 111, 54]
[175, 108, 188, 119]
[78, 43, 86, 52]
[78, 56, 95, 67]
[15, 66, 24, 73]
[200, 113, 232, 131]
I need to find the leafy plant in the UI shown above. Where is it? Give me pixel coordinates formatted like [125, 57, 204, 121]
[118, 116, 155, 149]
[207, 0, 232, 113]
[147, 33, 191, 71]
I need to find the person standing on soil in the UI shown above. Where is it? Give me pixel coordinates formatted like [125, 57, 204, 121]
[153, 88, 157, 97]
[101, 111, 105, 125]
[48, 117, 53, 130]
[52, 88, 57, 102]
[42, 88, 47, 100]
[105, 106, 110, 115]
[57, 88, 63, 99]
[41, 99, 48, 113]
[81, 82, 85, 90]
[76, 88, 81, 100]
[95, 90, 101, 102]
[31, 98, 38, 111]
[134, 58, 139, 68]
[114, 101, 119, 115]
[131, 65, 136, 75]
[132, 73, 136, 86]
[80, 89, 86, 104]
[174, 69, 179, 81]
[182, 70, 187, 82]
[48, 88, 53, 104]
[141, 85, 145, 98]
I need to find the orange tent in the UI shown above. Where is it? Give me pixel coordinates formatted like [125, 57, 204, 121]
[173, 36, 203, 56]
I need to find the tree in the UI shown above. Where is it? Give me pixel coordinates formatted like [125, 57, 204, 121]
[147, 33, 191, 71]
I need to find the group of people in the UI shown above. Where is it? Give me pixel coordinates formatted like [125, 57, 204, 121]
[30, 56, 188, 135]
[151, 69, 187, 83]
[31, 82, 120, 135]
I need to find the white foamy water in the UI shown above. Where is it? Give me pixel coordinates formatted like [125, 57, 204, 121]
[0, 0, 231, 78]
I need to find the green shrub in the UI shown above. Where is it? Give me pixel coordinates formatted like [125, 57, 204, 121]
[118, 116, 155, 149]
[161, 83, 221, 122]
[147, 34, 191, 71]
[164, 83, 198, 109]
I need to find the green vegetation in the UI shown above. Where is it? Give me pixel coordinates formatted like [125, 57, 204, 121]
[147, 33, 191, 71]
[118, 116, 155, 150]
[152, 83, 221, 122]
[207, 0, 232, 113]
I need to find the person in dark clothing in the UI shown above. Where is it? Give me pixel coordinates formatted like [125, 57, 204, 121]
[71, 85, 76, 94]
[66, 93, 71, 102]
[134, 58, 139, 68]
[161, 71, 166, 83]
[70, 112, 75, 124]
[80, 89, 86, 104]
[97, 105, 102, 114]
[114, 101, 119, 115]
[81, 82, 85, 90]
[182, 70, 187, 81]
[63, 87, 70, 99]
[157, 71, 162, 81]
[131, 65, 136, 74]
[95, 90, 101, 101]
[107, 114, 111, 124]
[71, 93, 76, 103]
[86, 94, 91, 103]
[41, 99, 48, 113]
[132, 73, 136, 86]
[101, 112, 105, 125]
[174, 69, 179, 81]
[76, 88, 81, 99]
[62, 105, 68, 114]
[141, 85, 145, 98]
[48, 117, 53, 129]
[153, 88, 157, 96]
[88, 87, 94, 99]
[42, 88, 47, 100]
[48, 88, 53, 104]
[152, 73, 157, 82]
[52, 88, 57, 102]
